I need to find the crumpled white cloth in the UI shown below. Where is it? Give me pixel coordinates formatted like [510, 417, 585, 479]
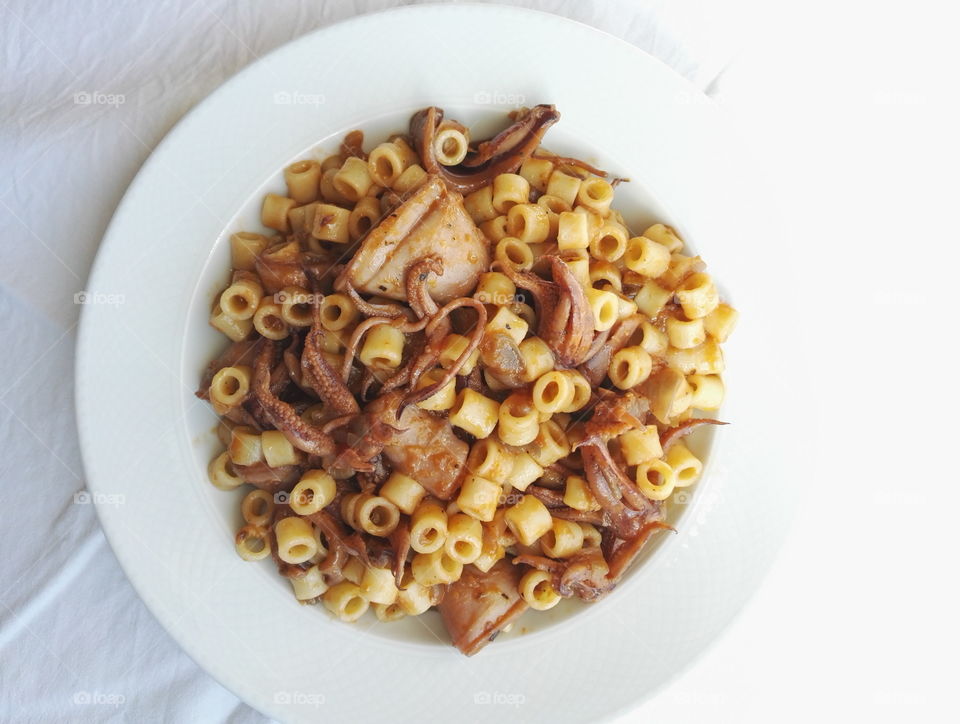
[0, 1, 741, 721]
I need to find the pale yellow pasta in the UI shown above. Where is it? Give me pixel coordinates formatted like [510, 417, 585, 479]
[331, 156, 374, 202]
[261, 193, 296, 232]
[667, 316, 706, 349]
[479, 214, 509, 242]
[438, 333, 479, 375]
[527, 420, 570, 467]
[666, 340, 725, 376]
[359, 324, 405, 369]
[634, 280, 673, 318]
[589, 260, 622, 293]
[319, 293, 359, 332]
[360, 565, 399, 605]
[506, 203, 550, 244]
[556, 210, 590, 251]
[519, 156, 555, 192]
[235, 524, 271, 561]
[379, 472, 426, 515]
[444, 513, 483, 564]
[288, 202, 318, 242]
[290, 469, 337, 515]
[411, 550, 463, 586]
[535, 195, 565, 239]
[676, 273, 719, 319]
[636, 317, 668, 356]
[576, 177, 614, 216]
[367, 140, 416, 187]
[540, 518, 585, 558]
[615, 292, 638, 320]
[492, 173, 530, 213]
[519, 337, 555, 382]
[209, 365, 251, 410]
[312, 203, 351, 244]
[532, 370, 575, 415]
[275, 516, 318, 564]
[291, 565, 328, 601]
[666, 442, 703, 488]
[504, 494, 553, 546]
[373, 602, 406, 622]
[433, 126, 470, 166]
[396, 576, 436, 616]
[261, 429, 300, 467]
[207, 451, 244, 491]
[485, 305, 528, 345]
[348, 196, 381, 240]
[319, 168, 351, 205]
[284, 160, 321, 204]
[241, 489, 274, 526]
[545, 170, 582, 206]
[449, 388, 499, 438]
[320, 154, 343, 172]
[414, 369, 457, 411]
[467, 437, 514, 483]
[456, 473, 501, 522]
[559, 369, 592, 412]
[355, 495, 400, 537]
[495, 236, 535, 271]
[518, 569, 561, 611]
[323, 581, 369, 622]
[584, 287, 619, 331]
[508, 452, 544, 492]
[636, 459, 677, 501]
[563, 474, 601, 511]
[565, 256, 591, 288]
[384, 162, 424, 195]
[410, 501, 448, 554]
[643, 223, 684, 253]
[472, 526, 506, 573]
[580, 523, 602, 549]
[474, 271, 516, 306]
[703, 303, 738, 342]
[687, 374, 725, 410]
[229, 426, 263, 466]
[230, 232, 269, 271]
[219, 276, 263, 321]
[276, 286, 314, 328]
[463, 185, 498, 224]
[497, 391, 540, 447]
[252, 299, 289, 340]
[619, 425, 663, 466]
[624, 236, 671, 277]
[590, 223, 629, 262]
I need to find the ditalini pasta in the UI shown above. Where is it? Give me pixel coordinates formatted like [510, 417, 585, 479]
[198, 104, 736, 657]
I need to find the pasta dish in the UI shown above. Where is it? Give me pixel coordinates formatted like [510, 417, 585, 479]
[197, 105, 737, 655]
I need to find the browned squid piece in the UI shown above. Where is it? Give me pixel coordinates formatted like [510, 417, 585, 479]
[335, 175, 490, 305]
[411, 104, 561, 194]
[439, 560, 529, 656]
[497, 255, 596, 367]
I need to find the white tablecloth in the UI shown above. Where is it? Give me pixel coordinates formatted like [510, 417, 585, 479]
[0, 1, 743, 721]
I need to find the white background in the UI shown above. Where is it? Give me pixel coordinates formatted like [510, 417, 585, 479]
[1, 0, 958, 722]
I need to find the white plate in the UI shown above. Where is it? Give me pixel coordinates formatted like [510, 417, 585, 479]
[76, 5, 800, 722]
